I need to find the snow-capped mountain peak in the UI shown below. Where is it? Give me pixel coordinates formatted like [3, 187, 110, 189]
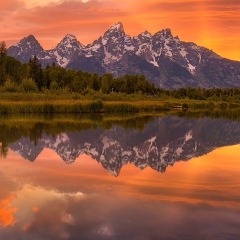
[58, 34, 84, 48]
[103, 22, 125, 42]
[100, 22, 127, 64]
[63, 33, 77, 41]
[141, 31, 152, 39]
[48, 34, 84, 67]
[108, 22, 124, 32]
[13, 35, 43, 52]
[7, 22, 240, 89]
[156, 28, 173, 39]
[7, 34, 58, 66]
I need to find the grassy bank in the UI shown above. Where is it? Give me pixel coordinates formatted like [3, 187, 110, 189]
[0, 100, 168, 114]
[0, 92, 240, 114]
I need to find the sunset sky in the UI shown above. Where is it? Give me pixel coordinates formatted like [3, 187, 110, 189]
[1, 0, 240, 61]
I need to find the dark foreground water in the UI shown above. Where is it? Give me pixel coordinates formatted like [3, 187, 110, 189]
[0, 114, 240, 240]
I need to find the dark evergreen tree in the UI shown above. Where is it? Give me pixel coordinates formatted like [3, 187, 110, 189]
[0, 41, 7, 59]
[0, 41, 8, 85]
[29, 55, 44, 90]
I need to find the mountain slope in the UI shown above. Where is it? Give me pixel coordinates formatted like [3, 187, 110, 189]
[7, 22, 240, 89]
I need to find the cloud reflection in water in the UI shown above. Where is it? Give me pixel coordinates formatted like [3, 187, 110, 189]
[0, 145, 240, 239]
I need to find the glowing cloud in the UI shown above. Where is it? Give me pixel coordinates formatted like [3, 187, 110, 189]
[0, 195, 17, 228]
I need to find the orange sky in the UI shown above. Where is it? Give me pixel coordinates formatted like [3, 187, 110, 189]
[1, 0, 240, 61]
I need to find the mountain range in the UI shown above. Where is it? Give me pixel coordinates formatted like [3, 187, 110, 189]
[8, 116, 240, 176]
[7, 22, 240, 89]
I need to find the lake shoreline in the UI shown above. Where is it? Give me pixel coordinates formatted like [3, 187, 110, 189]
[0, 92, 240, 114]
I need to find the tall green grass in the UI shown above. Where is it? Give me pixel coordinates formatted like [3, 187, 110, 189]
[0, 92, 240, 114]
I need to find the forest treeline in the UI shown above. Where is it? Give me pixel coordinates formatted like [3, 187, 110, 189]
[0, 42, 156, 94]
[1, 41, 240, 102]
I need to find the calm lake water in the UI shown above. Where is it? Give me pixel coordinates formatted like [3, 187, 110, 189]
[0, 114, 240, 240]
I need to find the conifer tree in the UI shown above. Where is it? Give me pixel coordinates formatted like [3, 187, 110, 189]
[0, 41, 7, 59]
[0, 42, 7, 85]
[29, 55, 44, 90]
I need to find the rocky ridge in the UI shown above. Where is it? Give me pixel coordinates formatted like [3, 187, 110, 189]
[8, 22, 240, 89]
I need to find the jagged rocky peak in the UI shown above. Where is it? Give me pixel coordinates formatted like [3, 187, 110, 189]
[108, 22, 124, 32]
[7, 34, 50, 64]
[21, 34, 37, 43]
[53, 34, 84, 52]
[153, 28, 174, 41]
[60, 33, 78, 44]
[102, 22, 126, 44]
[133, 30, 153, 45]
[140, 31, 153, 39]
[64, 33, 77, 40]
[15, 34, 43, 49]
[100, 22, 128, 63]
[18, 34, 35, 42]
[174, 35, 180, 41]
[48, 33, 84, 67]
[58, 34, 84, 48]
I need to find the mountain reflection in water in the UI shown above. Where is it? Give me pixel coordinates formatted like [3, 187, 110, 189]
[3, 115, 240, 175]
[0, 114, 240, 240]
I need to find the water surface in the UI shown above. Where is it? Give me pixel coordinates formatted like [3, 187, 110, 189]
[0, 114, 240, 239]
